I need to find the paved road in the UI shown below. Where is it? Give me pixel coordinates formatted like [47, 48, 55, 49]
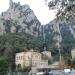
[69, 73, 75, 75]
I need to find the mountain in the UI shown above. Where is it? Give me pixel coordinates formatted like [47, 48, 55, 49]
[44, 19, 75, 47]
[0, 0, 45, 57]
[0, 0, 75, 52]
[45, 0, 75, 50]
[0, 0, 42, 37]
[0, 0, 75, 68]
[1, 0, 75, 73]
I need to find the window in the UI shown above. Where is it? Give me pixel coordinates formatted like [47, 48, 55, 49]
[16, 56, 18, 60]
[35, 55, 37, 58]
[19, 56, 20, 60]
[21, 56, 22, 60]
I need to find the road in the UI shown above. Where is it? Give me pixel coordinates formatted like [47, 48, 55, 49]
[69, 73, 75, 75]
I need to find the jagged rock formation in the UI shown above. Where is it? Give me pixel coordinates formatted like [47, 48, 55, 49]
[45, 19, 75, 48]
[0, 0, 42, 37]
[0, 0, 75, 50]
[42, 0, 75, 49]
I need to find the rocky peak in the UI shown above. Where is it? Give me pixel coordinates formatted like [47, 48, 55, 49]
[0, 0, 42, 37]
[0, 0, 75, 50]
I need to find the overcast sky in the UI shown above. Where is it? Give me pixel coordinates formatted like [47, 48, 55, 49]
[0, 0, 57, 25]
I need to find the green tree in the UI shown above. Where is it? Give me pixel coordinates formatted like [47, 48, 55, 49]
[0, 58, 11, 75]
[71, 58, 75, 66]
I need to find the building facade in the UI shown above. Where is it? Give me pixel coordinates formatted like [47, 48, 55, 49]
[71, 49, 75, 59]
[15, 51, 48, 69]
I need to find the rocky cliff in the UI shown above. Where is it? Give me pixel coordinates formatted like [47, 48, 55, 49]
[0, 0, 75, 50]
[0, 0, 42, 37]
[44, 19, 75, 48]
[45, 0, 75, 49]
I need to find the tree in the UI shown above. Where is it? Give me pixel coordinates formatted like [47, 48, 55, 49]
[17, 64, 22, 71]
[23, 66, 31, 72]
[48, 0, 75, 21]
[71, 58, 75, 66]
[0, 58, 10, 75]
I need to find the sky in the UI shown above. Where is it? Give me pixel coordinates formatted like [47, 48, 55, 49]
[0, 0, 57, 25]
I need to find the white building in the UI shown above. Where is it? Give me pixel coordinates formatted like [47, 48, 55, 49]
[15, 50, 48, 70]
[71, 49, 75, 59]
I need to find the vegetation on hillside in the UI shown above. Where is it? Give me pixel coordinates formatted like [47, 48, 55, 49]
[0, 32, 44, 74]
[0, 33, 43, 56]
[1, 0, 75, 74]
[45, 0, 75, 64]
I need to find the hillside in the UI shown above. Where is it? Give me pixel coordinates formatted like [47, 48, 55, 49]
[1, 0, 75, 74]
[0, 0, 75, 53]
[44, 0, 75, 51]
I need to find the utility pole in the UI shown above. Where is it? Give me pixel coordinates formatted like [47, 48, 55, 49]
[57, 42, 62, 69]
[30, 49, 33, 75]
[57, 32, 63, 70]
[55, 22, 62, 70]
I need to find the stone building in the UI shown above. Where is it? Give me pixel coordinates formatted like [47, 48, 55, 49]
[71, 49, 75, 59]
[15, 50, 48, 70]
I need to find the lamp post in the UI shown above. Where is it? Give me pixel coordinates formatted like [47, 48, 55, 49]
[55, 31, 63, 70]
[57, 42, 62, 68]
[30, 49, 33, 75]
